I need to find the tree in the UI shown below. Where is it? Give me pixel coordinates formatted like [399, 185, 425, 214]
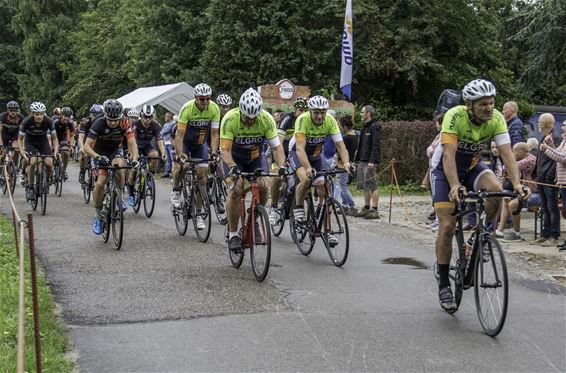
[12, 0, 88, 110]
[509, 0, 566, 105]
[196, 0, 343, 98]
[0, 0, 22, 106]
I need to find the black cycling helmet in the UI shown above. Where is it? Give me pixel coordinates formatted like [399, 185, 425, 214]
[103, 99, 124, 120]
[293, 96, 308, 110]
[6, 101, 19, 110]
[61, 107, 73, 117]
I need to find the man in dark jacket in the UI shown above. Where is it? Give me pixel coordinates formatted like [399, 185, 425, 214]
[531, 113, 561, 246]
[355, 105, 381, 219]
[502, 101, 524, 147]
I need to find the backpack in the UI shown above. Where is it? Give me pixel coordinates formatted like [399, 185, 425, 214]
[434, 89, 462, 119]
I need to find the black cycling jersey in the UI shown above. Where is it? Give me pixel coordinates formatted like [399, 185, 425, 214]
[53, 118, 75, 143]
[79, 115, 102, 135]
[277, 111, 297, 154]
[0, 111, 25, 134]
[87, 117, 133, 153]
[132, 119, 162, 148]
[19, 115, 55, 141]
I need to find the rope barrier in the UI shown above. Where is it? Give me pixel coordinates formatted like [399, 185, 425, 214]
[3, 163, 42, 372]
[3, 165, 27, 373]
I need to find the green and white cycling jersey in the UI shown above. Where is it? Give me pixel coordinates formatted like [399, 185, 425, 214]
[431, 105, 510, 171]
[220, 108, 279, 161]
[289, 111, 342, 159]
[177, 99, 220, 146]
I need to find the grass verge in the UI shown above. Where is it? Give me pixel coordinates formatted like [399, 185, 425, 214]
[0, 215, 74, 372]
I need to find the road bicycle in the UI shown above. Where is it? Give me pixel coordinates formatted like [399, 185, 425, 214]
[226, 168, 278, 282]
[131, 155, 159, 218]
[1, 145, 18, 195]
[99, 163, 132, 250]
[53, 155, 64, 197]
[27, 153, 53, 216]
[82, 157, 95, 203]
[269, 171, 296, 237]
[207, 157, 228, 225]
[435, 189, 520, 336]
[172, 158, 212, 242]
[289, 168, 350, 267]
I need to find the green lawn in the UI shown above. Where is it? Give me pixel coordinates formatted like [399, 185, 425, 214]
[348, 182, 430, 197]
[0, 215, 74, 372]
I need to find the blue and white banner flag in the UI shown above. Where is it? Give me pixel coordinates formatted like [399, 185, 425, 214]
[340, 0, 353, 101]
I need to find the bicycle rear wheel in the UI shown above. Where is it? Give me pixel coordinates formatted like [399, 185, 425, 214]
[212, 177, 228, 225]
[227, 227, 244, 268]
[271, 205, 285, 237]
[111, 189, 124, 250]
[322, 198, 349, 267]
[191, 185, 211, 242]
[250, 205, 271, 282]
[289, 195, 315, 256]
[143, 171, 156, 218]
[474, 235, 508, 337]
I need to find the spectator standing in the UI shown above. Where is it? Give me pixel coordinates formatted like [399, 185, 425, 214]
[502, 101, 525, 147]
[355, 105, 381, 219]
[541, 119, 566, 251]
[160, 112, 176, 178]
[531, 113, 561, 246]
[497, 142, 539, 241]
[333, 115, 358, 215]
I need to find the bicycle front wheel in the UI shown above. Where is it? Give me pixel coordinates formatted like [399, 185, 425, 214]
[322, 198, 349, 267]
[191, 185, 211, 242]
[289, 196, 315, 256]
[250, 205, 271, 282]
[102, 192, 111, 243]
[143, 172, 156, 218]
[55, 165, 63, 197]
[111, 189, 124, 250]
[132, 174, 143, 213]
[40, 170, 48, 215]
[83, 169, 92, 204]
[474, 235, 508, 337]
[212, 178, 228, 225]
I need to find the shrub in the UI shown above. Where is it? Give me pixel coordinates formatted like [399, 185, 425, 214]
[376, 120, 438, 185]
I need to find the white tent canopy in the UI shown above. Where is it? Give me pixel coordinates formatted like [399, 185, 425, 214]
[117, 82, 194, 114]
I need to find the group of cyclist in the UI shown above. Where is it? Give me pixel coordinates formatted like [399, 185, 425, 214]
[0, 77, 533, 312]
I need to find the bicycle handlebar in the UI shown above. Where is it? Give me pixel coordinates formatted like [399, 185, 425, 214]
[452, 190, 524, 217]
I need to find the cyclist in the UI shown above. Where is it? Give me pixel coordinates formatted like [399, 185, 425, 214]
[78, 104, 103, 184]
[126, 104, 164, 206]
[53, 106, 76, 180]
[0, 101, 24, 166]
[216, 94, 233, 119]
[269, 96, 308, 224]
[220, 87, 287, 252]
[290, 96, 351, 225]
[171, 83, 220, 230]
[431, 78, 530, 311]
[19, 102, 59, 201]
[83, 99, 139, 235]
[51, 107, 61, 122]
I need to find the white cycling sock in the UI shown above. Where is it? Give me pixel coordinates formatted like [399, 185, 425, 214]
[229, 231, 239, 239]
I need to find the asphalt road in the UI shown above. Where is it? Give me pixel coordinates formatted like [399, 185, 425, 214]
[2, 163, 565, 372]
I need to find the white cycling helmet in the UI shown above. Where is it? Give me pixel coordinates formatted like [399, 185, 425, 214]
[140, 104, 155, 117]
[462, 79, 497, 102]
[217, 93, 232, 106]
[127, 108, 140, 118]
[194, 83, 212, 97]
[239, 88, 263, 118]
[308, 95, 330, 110]
[29, 101, 46, 113]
